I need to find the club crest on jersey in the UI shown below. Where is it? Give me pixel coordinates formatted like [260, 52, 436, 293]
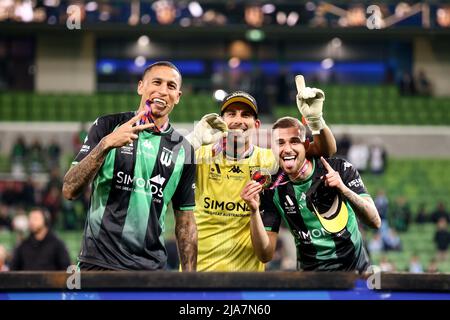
[160, 147, 173, 167]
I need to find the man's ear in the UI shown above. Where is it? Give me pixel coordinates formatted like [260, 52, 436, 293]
[303, 138, 310, 151]
[137, 80, 144, 96]
[254, 119, 261, 129]
[174, 90, 182, 105]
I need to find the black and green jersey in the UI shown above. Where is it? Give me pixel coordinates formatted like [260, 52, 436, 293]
[261, 157, 371, 272]
[72, 112, 195, 270]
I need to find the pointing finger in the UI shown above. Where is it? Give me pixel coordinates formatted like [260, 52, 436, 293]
[320, 156, 335, 173]
[295, 75, 306, 93]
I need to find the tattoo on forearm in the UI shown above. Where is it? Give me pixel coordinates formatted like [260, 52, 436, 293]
[63, 139, 108, 199]
[175, 214, 197, 271]
[341, 188, 378, 226]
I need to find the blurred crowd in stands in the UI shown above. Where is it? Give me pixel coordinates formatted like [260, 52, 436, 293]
[398, 69, 433, 97]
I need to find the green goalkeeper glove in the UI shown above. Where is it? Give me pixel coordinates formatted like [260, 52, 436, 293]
[186, 113, 228, 150]
[295, 75, 326, 135]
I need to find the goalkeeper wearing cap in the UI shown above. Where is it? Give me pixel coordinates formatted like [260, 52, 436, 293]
[186, 79, 337, 271]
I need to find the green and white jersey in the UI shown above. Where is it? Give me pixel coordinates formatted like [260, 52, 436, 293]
[260, 157, 371, 272]
[72, 112, 195, 270]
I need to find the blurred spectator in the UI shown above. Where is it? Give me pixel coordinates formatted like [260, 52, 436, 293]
[398, 71, 416, 96]
[416, 69, 432, 96]
[72, 122, 88, 154]
[45, 167, 63, 193]
[10, 207, 71, 271]
[0, 204, 13, 231]
[10, 135, 27, 163]
[426, 258, 439, 273]
[347, 140, 369, 174]
[415, 203, 429, 224]
[336, 134, 352, 159]
[27, 139, 45, 173]
[369, 139, 387, 175]
[383, 228, 402, 251]
[430, 202, 450, 224]
[368, 232, 384, 254]
[10, 135, 27, 177]
[0, 245, 9, 271]
[408, 254, 424, 273]
[379, 255, 396, 272]
[21, 175, 37, 209]
[391, 196, 411, 232]
[42, 186, 63, 226]
[434, 217, 449, 262]
[47, 138, 61, 168]
[1, 181, 18, 206]
[374, 189, 389, 227]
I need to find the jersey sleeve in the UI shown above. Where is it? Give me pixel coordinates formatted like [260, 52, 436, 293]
[260, 189, 281, 233]
[172, 144, 196, 211]
[72, 117, 110, 165]
[338, 159, 369, 196]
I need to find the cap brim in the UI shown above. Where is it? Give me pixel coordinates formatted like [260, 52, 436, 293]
[311, 194, 348, 234]
[221, 97, 257, 115]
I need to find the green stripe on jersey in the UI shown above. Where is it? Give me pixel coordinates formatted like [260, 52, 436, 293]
[122, 133, 162, 252]
[88, 148, 116, 238]
[160, 145, 187, 238]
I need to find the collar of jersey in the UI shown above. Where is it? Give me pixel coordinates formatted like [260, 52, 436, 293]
[291, 157, 316, 185]
[223, 144, 255, 161]
[144, 124, 173, 135]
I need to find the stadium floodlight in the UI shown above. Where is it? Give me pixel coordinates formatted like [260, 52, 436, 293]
[85, 2, 98, 12]
[134, 56, 146, 68]
[228, 57, 241, 69]
[286, 12, 299, 26]
[214, 90, 227, 102]
[331, 37, 342, 48]
[321, 58, 334, 70]
[138, 35, 150, 47]
[262, 4, 275, 14]
[188, 2, 203, 18]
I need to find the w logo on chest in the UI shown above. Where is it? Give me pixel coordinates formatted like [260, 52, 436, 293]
[160, 147, 173, 167]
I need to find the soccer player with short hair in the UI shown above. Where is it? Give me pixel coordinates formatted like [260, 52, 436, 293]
[63, 61, 197, 271]
[240, 116, 381, 272]
[186, 76, 337, 271]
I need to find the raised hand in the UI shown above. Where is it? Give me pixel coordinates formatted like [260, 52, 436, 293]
[295, 75, 326, 135]
[104, 111, 155, 149]
[186, 113, 228, 150]
[240, 181, 263, 213]
[320, 156, 345, 192]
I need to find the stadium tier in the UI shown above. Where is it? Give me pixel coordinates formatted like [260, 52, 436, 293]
[1, 86, 450, 125]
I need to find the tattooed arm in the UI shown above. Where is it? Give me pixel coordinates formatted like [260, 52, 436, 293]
[63, 111, 154, 200]
[320, 157, 381, 229]
[62, 139, 110, 200]
[340, 188, 381, 229]
[174, 210, 197, 271]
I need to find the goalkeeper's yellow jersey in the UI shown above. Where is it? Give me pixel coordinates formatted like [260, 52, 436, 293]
[195, 144, 278, 271]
